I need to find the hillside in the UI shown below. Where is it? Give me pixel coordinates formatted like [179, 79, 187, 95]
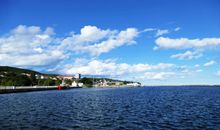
[0, 66, 60, 86]
[0, 66, 141, 87]
[0, 66, 41, 75]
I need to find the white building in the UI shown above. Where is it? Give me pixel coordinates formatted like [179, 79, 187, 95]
[126, 82, 141, 87]
[71, 81, 83, 87]
[71, 81, 78, 87]
[75, 73, 81, 79]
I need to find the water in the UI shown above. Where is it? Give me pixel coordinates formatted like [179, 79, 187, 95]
[0, 87, 220, 130]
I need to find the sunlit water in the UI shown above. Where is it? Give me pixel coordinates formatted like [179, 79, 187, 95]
[0, 87, 220, 129]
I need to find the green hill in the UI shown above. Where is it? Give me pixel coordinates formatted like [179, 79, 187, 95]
[0, 66, 140, 87]
[0, 66, 41, 75]
[0, 66, 60, 86]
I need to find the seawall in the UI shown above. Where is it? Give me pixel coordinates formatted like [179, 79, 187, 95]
[0, 86, 81, 94]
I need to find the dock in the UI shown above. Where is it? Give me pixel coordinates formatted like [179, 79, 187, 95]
[0, 86, 81, 94]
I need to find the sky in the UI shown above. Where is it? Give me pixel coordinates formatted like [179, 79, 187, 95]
[0, 0, 220, 85]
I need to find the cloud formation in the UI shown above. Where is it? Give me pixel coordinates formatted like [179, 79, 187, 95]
[155, 37, 220, 49]
[174, 27, 181, 31]
[155, 29, 169, 37]
[204, 60, 216, 67]
[61, 26, 139, 56]
[0, 25, 139, 68]
[170, 50, 203, 60]
[216, 71, 220, 76]
[141, 72, 175, 80]
[59, 59, 175, 77]
[0, 25, 65, 67]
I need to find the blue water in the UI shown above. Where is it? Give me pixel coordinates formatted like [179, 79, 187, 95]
[0, 87, 220, 129]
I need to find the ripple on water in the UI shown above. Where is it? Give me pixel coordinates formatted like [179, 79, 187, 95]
[0, 87, 220, 129]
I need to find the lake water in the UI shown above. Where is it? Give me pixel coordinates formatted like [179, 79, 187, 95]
[0, 86, 220, 129]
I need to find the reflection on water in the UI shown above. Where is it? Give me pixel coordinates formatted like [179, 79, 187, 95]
[0, 87, 220, 129]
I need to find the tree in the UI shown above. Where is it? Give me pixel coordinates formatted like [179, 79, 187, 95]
[79, 78, 93, 87]
[37, 79, 45, 86]
[64, 79, 72, 85]
[55, 80, 62, 86]
[30, 72, 37, 85]
[14, 75, 32, 86]
[43, 79, 55, 86]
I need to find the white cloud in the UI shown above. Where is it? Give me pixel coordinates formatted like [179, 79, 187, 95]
[174, 27, 181, 31]
[194, 64, 200, 67]
[204, 60, 216, 67]
[0, 25, 65, 67]
[142, 28, 156, 32]
[0, 25, 140, 68]
[56, 59, 175, 77]
[60, 26, 139, 56]
[216, 71, 220, 76]
[181, 69, 189, 73]
[141, 72, 175, 80]
[153, 46, 159, 51]
[73, 25, 116, 43]
[155, 29, 169, 37]
[155, 37, 220, 49]
[196, 69, 203, 72]
[170, 50, 203, 60]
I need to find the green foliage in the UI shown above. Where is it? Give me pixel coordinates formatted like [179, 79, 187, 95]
[37, 79, 45, 86]
[64, 79, 72, 85]
[43, 79, 55, 86]
[0, 72, 31, 86]
[79, 78, 93, 87]
[30, 72, 37, 85]
[14, 75, 32, 86]
[5, 80, 14, 86]
[55, 80, 62, 86]
[0, 66, 40, 75]
[0, 66, 59, 87]
[0, 66, 138, 87]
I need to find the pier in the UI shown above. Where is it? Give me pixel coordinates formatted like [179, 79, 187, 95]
[0, 86, 81, 94]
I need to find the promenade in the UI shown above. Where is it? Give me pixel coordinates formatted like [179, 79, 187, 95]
[0, 86, 81, 94]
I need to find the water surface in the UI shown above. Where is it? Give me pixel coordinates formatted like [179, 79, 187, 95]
[0, 86, 220, 129]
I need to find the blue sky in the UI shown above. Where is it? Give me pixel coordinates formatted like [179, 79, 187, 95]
[0, 0, 220, 85]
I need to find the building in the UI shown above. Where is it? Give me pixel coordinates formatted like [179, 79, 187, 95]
[126, 82, 141, 87]
[75, 73, 81, 79]
[21, 73, 31, 77]
[35, 75, 49, 79]
[71, 81, 77, 87]
[71, 81, 83, 87]
[57, 75, 74, 80]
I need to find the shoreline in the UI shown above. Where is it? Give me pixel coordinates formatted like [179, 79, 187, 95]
[0, 86, 82, 94]
[1, 85, 220, 94]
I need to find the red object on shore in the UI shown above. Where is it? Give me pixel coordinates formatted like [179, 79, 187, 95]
[57, 86, 62, 90]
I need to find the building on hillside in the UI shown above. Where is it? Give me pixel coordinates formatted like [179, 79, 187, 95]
[71, 81, 83, 87]
[71, 81, 77, 87]
[35, 74, 49, 79]
[126, 82, 141, 87]
[78, 83, 83, 87]
[21, 73, 31, 77]
[75, 73, 81, 79]
[57, 75, 75, 80]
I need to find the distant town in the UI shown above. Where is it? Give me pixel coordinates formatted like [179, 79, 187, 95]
[0, 66, 141, 88]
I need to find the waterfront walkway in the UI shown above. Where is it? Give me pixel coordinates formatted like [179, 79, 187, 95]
[0, 86, 81, 94]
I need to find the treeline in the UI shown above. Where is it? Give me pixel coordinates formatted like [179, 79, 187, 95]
[0, 66, 40, 75]
[0, 71, 90, 87]
[0, 72, 62, 86]
[0, 66, 140, 87]
[0, 70, 91, 87]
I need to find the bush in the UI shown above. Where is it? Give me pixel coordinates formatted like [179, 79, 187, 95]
[14, 75, 32, 86]
[43, 79, 55, 86]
